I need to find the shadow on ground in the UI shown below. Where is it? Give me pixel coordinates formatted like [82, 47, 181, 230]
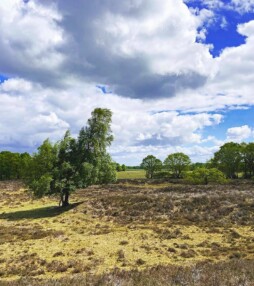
[0, 202, 83, 220]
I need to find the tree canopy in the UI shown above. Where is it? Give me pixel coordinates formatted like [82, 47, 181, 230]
[213, 142, 242, 179]
[164, 152, 191, 178]
[25, 108, 116, 206]
[0, 151, 31, 180]
[141, 155, 162, 179]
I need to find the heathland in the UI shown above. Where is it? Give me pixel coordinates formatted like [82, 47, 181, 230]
[1, 176, 254, 285]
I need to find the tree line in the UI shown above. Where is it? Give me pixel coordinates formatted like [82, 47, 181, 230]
[1, 109, 254, 203]
[0, 151, 31, 180]
[141, 142, 254, 183]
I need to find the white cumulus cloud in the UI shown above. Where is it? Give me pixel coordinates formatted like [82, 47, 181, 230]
[227, 125, 252, 142]
[0, 0, 254, 164]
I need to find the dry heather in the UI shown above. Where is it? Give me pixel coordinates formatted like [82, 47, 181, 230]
[0, 180, 254, 285]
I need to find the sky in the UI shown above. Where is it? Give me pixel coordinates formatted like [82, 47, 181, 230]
[0, 0, 254, 165]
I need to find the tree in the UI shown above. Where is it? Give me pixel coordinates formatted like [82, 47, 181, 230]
[141, 155, 162, 179]
[26, 108, 116, 207]
[186, 167, 226, 185]
[189, 162, 205, 171]
[116, 163, 122, 172]
[213, 142, 242, 179]
[25, 139, 57, 199]
[76, 108, 116, 187]
[0, 151, 18, 180]
[121, 164, 126, 171]
[19, 152, 32, 180]
[164, 152, 191, 178]
[0, 151, 31, 180]
[241, 143, 254, 178]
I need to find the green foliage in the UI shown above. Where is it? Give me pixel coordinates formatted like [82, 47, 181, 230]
[29, 139, 57, 180]
[213, 142, 242, 179]
[126, 166, 143, 170]
[153, 171, 171, 179]
[189, 162, 206, 171]
[186, 167, 227, 185]
[241, 142, 254, 178]
[25, 108, 116, 206]
[0, 151, 31, 180]
[141, 155, 162, 179]
[116, 163, 122, 172]
[115, 163, 127, 172]
[98, 154, 117, 184]
[164, 152, 191, 178]
[212, 142, 254, 179]
[23, 139, 58, 199]
[29, 174, 53, 198]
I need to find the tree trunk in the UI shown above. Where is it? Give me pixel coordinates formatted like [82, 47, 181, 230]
[59, 193, 64, 207]
[63, 188, 70, 206]
[59, 188, 70, 207]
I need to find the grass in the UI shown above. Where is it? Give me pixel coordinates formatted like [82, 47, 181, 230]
[1, 180, 254, 285]
[117, 170, 146, 179]
[0, 202, 82, 220]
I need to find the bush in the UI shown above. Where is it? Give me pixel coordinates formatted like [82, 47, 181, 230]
[153, 171, 172, 179]
[185, 168, 227, 185]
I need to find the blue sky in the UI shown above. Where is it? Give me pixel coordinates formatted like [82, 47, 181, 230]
[0, 75, 8, 83]
[185, 0, 254, 56]
[0, 0, 254, 165]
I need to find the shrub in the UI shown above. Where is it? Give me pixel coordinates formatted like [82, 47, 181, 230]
[185, 167, 227, 185]
[153, 171, 172, 179]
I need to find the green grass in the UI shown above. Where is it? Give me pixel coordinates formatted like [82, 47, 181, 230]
[117, 170, 146, 179]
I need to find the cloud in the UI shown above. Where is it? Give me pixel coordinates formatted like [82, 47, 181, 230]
[230, 0, 254, 13]
[186, 0, 254, 13]
[226, 125, 252, 142]
[0, 0, 213, 98]
[0, 0, 65, 86]
[1, 1, 254, 164]
[0, 77, 223, 159]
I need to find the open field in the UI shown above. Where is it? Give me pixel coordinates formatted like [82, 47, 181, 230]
[1, 180, 254, 285]
[117, 170, 146, 179]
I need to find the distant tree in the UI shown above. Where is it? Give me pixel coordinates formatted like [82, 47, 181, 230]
[116, 163, 122, 172]
[141, 155, 162, 179]
[213, 142, 242, 179]
[26, 108, 116, 207]
[189, 162, 205, 171]
[0, 151, 18, 180]
[0, 151, 31, 180]
[164, 152, 191, 178]
[186, 167, 227, 185]
[121, 164, 126, 171]
[125, 166, 142, 170]
[205, 158, 216, 169]
[241, 142, 254, 178]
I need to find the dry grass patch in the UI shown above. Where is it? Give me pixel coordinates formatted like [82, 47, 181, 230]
[1, 180, 254, 284]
